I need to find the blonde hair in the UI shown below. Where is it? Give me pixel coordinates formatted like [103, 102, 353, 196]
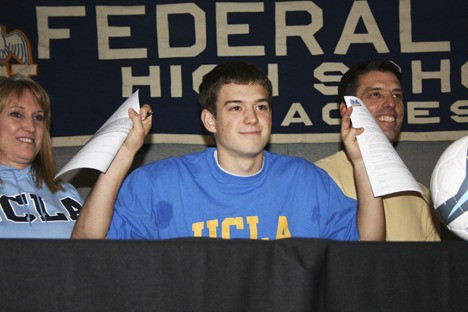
[0, 75, 63, 193]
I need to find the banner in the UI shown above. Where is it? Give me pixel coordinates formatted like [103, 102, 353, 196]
[1, 0, 467, 145]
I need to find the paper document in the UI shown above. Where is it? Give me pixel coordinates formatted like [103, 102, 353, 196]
[55, 90, 140, 178]
[344, 96, 422, 197]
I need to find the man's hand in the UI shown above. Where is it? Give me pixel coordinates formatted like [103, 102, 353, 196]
[341, 105, 364, 166]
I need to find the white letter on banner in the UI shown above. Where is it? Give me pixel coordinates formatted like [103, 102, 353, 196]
[314, 62, 349, 95]
[193, 65, 217, 94]
[411, 60, 451, 94]
[281, 103, 313, 126]
[216, 2, 265, 56]
[399, 0, 450, 53]
[461, 62, 468, 88]
[407, 102, 440, 124]
[334, 1, 389, 54]
[96, 6, 147, 60]
[322, 102, 341, 126]
[36, 6, 86, 59]
[157, 3, 206, 58]
[170, 65, 182, 98]
[275, 1, 323, 56]
[121, 66, 161, 97]
[451, 101, 468, 123]
[267, 63, 279, 97]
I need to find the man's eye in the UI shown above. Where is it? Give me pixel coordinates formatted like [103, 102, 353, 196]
[393, 93, 403, 99]
[230, 106, 240, 111]
[257, 105, 269, 111]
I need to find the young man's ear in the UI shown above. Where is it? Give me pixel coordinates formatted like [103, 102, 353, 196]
[201, 109, 216, 133]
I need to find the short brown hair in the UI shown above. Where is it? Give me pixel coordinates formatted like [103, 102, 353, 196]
[199, 61, 273, 117]
[338, 59, 402, 103]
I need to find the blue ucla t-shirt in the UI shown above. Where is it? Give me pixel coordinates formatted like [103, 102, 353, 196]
[107, 148, 359, 241]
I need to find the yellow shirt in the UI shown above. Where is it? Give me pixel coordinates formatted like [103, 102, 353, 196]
[315, 151, 441, 241]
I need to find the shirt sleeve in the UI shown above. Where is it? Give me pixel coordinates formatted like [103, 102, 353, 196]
[107, 168, 159, 239]
[315, 167, 360, 241]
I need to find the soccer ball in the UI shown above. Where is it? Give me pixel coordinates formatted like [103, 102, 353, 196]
[430, 135, 468, 240]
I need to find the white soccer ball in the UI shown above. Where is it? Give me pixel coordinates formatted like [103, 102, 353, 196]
[430, 135, 468, 240]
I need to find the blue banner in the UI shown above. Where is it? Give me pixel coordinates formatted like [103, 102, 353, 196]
[1, 0, 467, 145]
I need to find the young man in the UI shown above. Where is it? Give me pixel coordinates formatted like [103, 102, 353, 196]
[315, 59, 440, 241]
[106, 60, 384, 241]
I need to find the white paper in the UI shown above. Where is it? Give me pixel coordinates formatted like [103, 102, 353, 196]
[55, 90, 140, 178]
[344, 96, 423, 197]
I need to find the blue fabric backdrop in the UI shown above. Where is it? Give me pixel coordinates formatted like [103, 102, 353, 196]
[1, 0, 467, 143]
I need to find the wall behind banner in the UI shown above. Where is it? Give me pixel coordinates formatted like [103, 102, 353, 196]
[1, 0, 467, 145]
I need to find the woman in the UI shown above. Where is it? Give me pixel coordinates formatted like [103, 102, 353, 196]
[0, 75, 152, 238]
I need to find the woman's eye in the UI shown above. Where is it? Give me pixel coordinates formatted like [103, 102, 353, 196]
[9, 111, 22, 118]
[34, 115, 45, 122]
